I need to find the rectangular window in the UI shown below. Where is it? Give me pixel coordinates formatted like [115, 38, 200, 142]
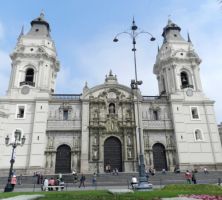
[16, 105, 26, 119]
[63, 110, 68, 120]
[191, 106, 199, 120]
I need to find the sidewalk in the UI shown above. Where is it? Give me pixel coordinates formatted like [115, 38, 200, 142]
[0, 184, 162, 193]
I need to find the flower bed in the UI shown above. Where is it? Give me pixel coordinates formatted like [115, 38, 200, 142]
[180, 194, 222, 200]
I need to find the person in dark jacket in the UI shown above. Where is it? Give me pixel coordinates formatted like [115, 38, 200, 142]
[79, 174, 86, 188]
[191, 171, 197, 184]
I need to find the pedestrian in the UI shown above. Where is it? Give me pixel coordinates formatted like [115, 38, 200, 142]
[145, 170, 149, 181]
[55, 177, 60, 191]
[130, 176, 138, 189]
[11, 175, 17, 191]
[105, 164, 109, 173]
[43, 177, 48, 191]
[108, 164, 111, 173]
[174, 165, 180, 173]
[18, 174, 22, 185]
[162, 168, 166, 174]
[37, 173, 40, 184]
[204, 167, 209, 174]
[72, 170, 78, 184]
[79, 174, 86, 188]
[191, 171, 197, 184]
[48, 177, 55, 191]
[92, 173, 97, 187]
[185, 170, 191, 184]
[115, 168, 119, 175]
[59, 178, 65, 190]
[39, 173, 43, 184]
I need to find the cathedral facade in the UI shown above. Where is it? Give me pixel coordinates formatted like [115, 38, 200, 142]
[0, 14, 222, 175]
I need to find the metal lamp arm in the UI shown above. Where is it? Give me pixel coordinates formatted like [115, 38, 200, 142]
[113, 31, 133, 41]
[134, 31, 155, 40]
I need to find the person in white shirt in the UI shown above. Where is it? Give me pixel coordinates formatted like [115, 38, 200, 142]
[131, 176, 138, 189]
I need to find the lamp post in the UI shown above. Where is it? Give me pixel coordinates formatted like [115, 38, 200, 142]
[113, 19, 155, 190]
[4, 130, 26, 192]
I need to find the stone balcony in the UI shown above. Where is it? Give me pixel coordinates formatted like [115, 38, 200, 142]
[47, 120, 81, 131]
[142, 120, 173, 130]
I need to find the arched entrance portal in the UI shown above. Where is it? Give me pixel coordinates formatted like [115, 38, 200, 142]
[55, 144, 71, 173]
[104, 137, 122, 172]
[152, 143, 167, 171]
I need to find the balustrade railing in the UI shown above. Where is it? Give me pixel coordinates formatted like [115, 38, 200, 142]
[51, 94, 81, 100]
[143, 120, 172, 129]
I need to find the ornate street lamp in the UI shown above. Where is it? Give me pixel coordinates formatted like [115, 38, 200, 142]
[4, 130, 26, 192]
[113, 18, 155, 190]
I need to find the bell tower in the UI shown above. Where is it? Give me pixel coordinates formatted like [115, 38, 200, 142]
[153, 19, 222, 170]
[7, 12, 60, 97]
[154, 19, 202, 97]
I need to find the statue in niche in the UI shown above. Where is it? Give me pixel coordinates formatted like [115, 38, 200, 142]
[107, 119, 118, 132]
[93, 149, 98, 159]
[111, 121, 114, 130]
[109, 103, 115, 114]
[127, 135, 131, 145]
[94, 136, 97, 145]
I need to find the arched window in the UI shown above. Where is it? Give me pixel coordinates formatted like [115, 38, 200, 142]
[109, 103, 115, 114]
[194, 129, 203, 141]
[180, 71, 189, 88]
[25, 68, 34, 82]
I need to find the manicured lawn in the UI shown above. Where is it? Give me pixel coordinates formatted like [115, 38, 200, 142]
[0, 185, 222, 200]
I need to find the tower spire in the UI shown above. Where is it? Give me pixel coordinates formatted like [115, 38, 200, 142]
[40, 9, 45, 19]
[187, 32, 192, 43]
[17, 25, 24, 41]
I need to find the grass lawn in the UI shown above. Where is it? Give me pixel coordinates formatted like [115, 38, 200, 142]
[0, 184, 222, 200]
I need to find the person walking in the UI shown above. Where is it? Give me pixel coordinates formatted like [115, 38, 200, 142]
[185, 170, 192, 184]
[92, 173, 97, 187]
[191, 171, 197, 184]
[79, 174, 86, 188]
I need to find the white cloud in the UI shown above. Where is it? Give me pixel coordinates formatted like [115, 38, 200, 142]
[0, 50, 10, 96]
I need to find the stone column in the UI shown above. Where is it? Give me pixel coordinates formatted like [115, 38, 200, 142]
[123, 130, 127, 160]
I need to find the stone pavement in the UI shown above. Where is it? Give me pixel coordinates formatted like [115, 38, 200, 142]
[0, 185, 162, 193]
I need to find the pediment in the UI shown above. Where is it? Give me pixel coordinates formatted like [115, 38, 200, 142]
[82, 83, 132, 100]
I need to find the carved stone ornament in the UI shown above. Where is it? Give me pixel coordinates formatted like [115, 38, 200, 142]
[107, 92, 116, 99]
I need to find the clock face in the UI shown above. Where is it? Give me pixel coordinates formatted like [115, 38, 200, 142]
[186, 88, 193, 96]
[21, 86, 30, 95]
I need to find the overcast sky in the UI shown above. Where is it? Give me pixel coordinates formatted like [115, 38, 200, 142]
[0, 0, 221, 123]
